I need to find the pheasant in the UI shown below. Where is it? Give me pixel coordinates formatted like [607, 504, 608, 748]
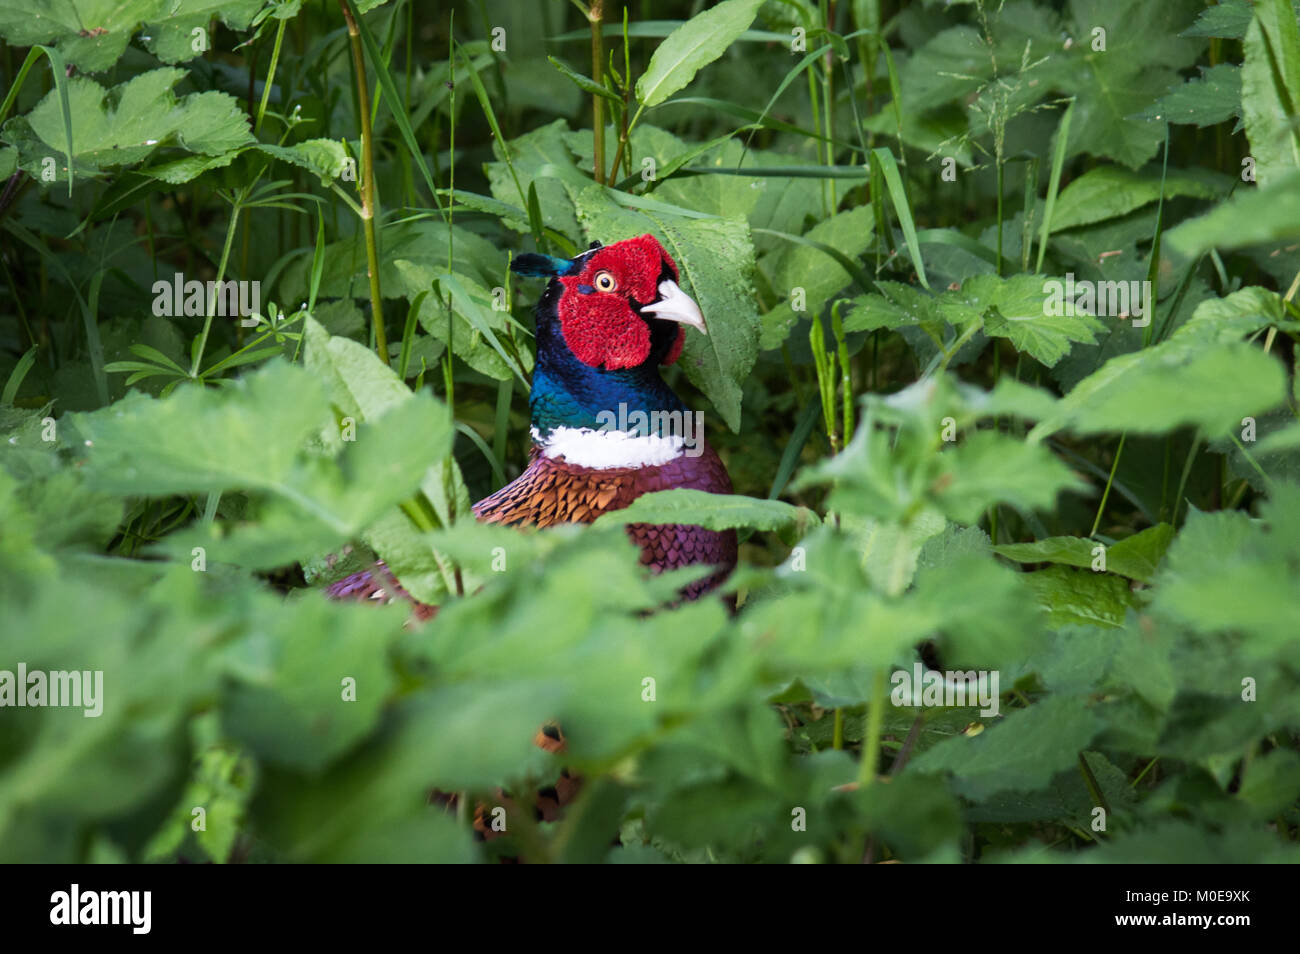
[326, 233, 737, 610]
[324, 234, 738, 846]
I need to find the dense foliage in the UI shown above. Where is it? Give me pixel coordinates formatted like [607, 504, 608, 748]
[1, 0, 1298, 863]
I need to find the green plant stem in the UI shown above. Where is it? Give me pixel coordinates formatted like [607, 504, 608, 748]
[188, 199, 243, 377]
[1078, 752, 1111, 818]
[590, 0, 606, 184]
[1090, 432, 1127, 537]
[255, 16, 288, 134]
[857, 668, 887, 787]
[341, 0, 389, 365]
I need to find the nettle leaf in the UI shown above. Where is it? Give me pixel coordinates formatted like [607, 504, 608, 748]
[1138, 63, 1242, 128]
[945, 274, 1104, 368]
[800, 376, 1086, 525]
[74, 363, 326, 494]
[569, 185, 760, 432]
[0, 0, 261, 72]
[635, 0, 765, 108]
[304, 318, 461, 603]
[279, 218, 499, 305]
[1167, 168, 1300, 257]
[486, 118, 586, 240]
[760, 205, 875, 349]
[256, 140, 353, 186]
[140, 0, 263, 64]
[594, 488, 818, 540]
[1032, 292, 1288, 439]
[1151, 501, 1300, 657]
[4, 68, 253, 182]
[840, 281, 943, 336]
[1058, 0, 1205, 169]
[1049, 166, 1229, 232]
[1241, 0, 1300, 187]
[1182, 0, 1256, 39]
[219, 595, 405, 774]
[994, 523, 1174, 583]
[911, 694, 1105, 801]
[1019, 565, 1136, 628]
[303, 317, 415, 422]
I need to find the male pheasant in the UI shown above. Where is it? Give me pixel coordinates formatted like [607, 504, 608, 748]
[326, 233, 737, 610]
[324, 235, 737, 843]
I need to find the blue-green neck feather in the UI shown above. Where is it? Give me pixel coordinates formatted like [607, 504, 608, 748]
[529, 282, 686, 437]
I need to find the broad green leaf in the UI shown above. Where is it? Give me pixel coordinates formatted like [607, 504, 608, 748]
[1032, 293, 1288, 439]
[1166, 168, 1300, 256]
[1138, 64, 1241, 128]
[219, 596, 405, 773]
[994, 523, 1174, 583]
[593, 488, 818, 537]
[948, 274, 1104, 368]
[912, 694, 1105, 800]
[74, 364, 325, 494]
[279, 218, 500, 305]
[256, 140, 353, 185]
[1049, 166, 1228, 232]
[0, 0, 259, 72]
[635, 0, 765, 108]
[4, 69, 252, 182]
[1241, 0, 1300, 186]
[760, 206, 875, 349]
[1018, 565, 1136, 628]
[1151, 503, 1300, 656]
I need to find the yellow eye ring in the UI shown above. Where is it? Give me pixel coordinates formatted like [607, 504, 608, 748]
[594, 271, 617, 292]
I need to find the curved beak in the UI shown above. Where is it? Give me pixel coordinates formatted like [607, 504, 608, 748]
[641, 279, 707, 335]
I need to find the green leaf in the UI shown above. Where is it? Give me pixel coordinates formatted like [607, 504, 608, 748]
[4, 69, 252, 182]
[1018, 565, 1136, 628]
[1049, 166, 1228, 232]
[1166, 168, 1300, 256]
[1183, 0, 1255, 39]
[1151, 501, 1300, 656]
[1138, 64, 1242, 128]
[256, 140, 353, 185]
[1241, 0, 1300, 186]
[1059, 0, 1204, 169]
[911, 694, 1105, 801]
[951, 274, 1105, 368]
[593, 488, 818, 538]
[1032, 292, 1288, 439]
[760, 206, 875, 349]
[220, 596, 404, 773]
[0, 0, 255, 72]
[635, 0, 765, 108]
[995, 523, 1174, 583]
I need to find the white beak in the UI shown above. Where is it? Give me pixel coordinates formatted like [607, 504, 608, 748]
[640, 279, 707, 335]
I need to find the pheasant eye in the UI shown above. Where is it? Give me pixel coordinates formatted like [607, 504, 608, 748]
[593, 271, 617, 292]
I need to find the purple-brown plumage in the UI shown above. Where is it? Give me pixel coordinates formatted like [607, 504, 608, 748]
[473, 441, 737, 599]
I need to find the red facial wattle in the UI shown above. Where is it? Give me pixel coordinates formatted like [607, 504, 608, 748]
[555, 234, 689, 371]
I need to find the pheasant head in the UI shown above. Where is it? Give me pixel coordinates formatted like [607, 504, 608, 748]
[512, 235, 708, 444]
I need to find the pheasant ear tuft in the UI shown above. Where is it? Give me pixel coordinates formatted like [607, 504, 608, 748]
[510, 253, 578, 278]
